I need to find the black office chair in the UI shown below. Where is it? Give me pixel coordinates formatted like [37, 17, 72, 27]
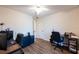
[15, 33, 24, 44]
[50, 31, 64, 52]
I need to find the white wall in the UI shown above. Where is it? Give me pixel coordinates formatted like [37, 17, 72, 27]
[36, 7, 79, 41]
[0, 7, 33, 39]
[1, 6, 79, 41]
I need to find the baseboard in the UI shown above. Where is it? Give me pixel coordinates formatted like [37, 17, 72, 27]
[36, 38, 50, 42]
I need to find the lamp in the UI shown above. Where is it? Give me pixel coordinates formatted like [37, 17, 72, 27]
[0, 23, 4, 25]
[0, 23, 4, 31]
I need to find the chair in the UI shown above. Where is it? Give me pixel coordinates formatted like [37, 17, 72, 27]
[15, 33, 24, 44]
[15, 33, 34, 48]
[21, 35, 34, 48]
[50, 31, 64, 52]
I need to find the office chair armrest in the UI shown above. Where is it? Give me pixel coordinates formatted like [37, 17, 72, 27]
[60, 36, 64, 42]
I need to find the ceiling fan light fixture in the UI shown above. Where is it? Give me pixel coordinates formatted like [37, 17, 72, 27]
[30, 6, 49, 15]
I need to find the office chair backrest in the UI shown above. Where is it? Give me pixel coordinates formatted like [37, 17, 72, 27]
[16, 33, 24, 43]
[52, 32, 62, 43]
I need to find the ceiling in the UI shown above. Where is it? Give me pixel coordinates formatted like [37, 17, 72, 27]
[0, 5, 79, 18]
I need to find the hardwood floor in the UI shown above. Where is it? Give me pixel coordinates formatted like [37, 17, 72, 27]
[23, 38, 71, 54]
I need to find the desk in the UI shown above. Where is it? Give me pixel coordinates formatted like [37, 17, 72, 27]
[0, 44, 24, 54]
[68, 36, 79, 54]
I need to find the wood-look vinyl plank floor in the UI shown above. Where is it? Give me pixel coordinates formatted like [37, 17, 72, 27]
[23, 39, 71, 54]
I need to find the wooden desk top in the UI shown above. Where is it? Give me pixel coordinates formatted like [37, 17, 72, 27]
[71, 36, 79, 39]
[0, 44, 21, 54]
[68, 36, 79, 40]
